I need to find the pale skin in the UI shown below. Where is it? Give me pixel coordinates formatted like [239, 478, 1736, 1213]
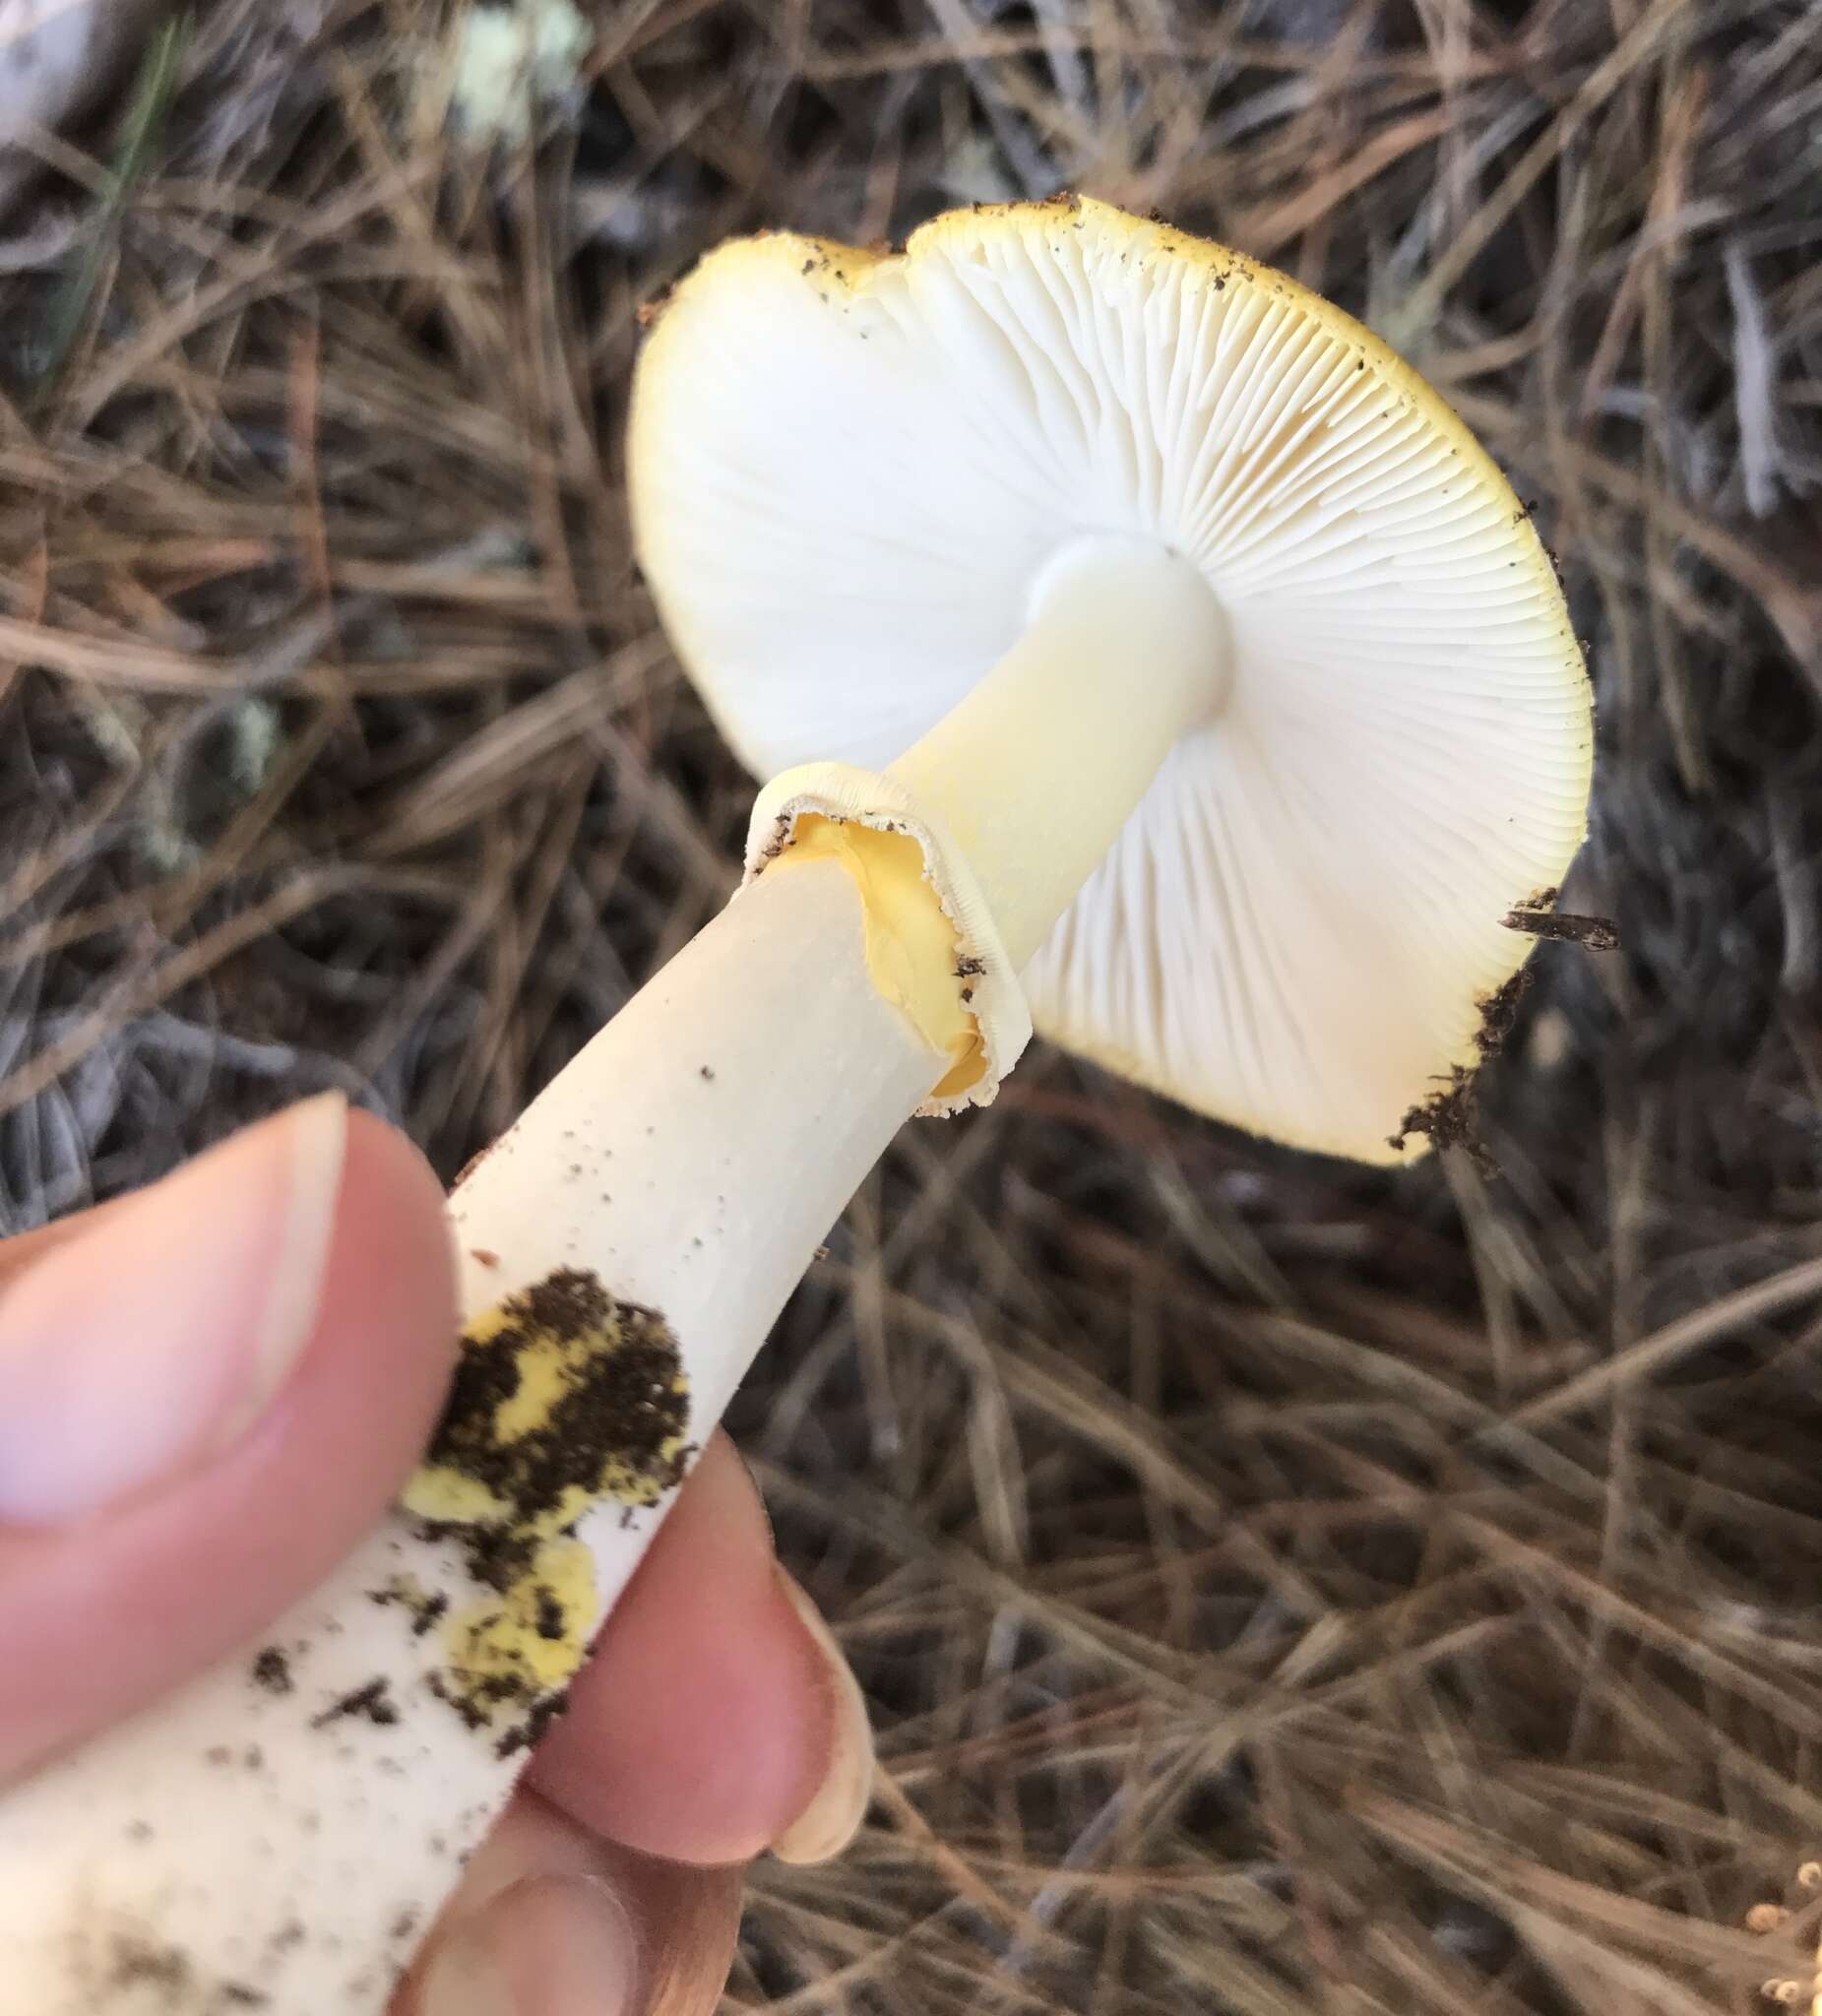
[0, 1104, 858, 2015]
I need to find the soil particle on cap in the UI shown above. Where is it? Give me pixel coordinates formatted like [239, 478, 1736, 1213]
[1502, 898, 1622, 950]
[1474, 968, 1534, 1058]
[471, 1247, 499, 1268]
[1388, 955, 1557, 1169]
[250, 1647, 292, 1695]
[1388, 1065, 1490, 1170]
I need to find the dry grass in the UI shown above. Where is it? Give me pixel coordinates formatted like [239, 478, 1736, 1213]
[4, 1, 1822, 2009]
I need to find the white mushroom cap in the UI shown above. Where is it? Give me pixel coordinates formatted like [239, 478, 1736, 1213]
[630, 197, 1594, 1164]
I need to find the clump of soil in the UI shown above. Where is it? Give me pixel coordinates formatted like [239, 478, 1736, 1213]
[1387, 968, 1538, 1166]
[1474, 967, 1534, 1054]
[1389, 1064, 1484, 1165]
[419, 1267, 692, 1592]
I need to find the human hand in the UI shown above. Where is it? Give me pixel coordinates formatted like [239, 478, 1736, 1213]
[0, 1096, 870, 2013]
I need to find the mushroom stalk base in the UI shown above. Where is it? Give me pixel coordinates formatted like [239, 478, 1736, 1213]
[0, 860, 944, 2016]
[889, 534, 1227, 973]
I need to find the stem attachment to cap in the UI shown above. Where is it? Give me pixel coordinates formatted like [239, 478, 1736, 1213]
[745, 534, 1229, 1110]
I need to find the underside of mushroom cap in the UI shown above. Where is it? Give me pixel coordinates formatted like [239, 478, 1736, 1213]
[631, 197, 1595, 1164]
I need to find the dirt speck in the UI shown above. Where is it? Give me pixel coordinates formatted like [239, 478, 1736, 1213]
[369, 1577, 450, 1638]
[426, 1669, 491, 1732]
[107, 1934, 192, 1998]
[311, 1677, 400, 1730]
[494, 1688, 572, 1760]
[251, 1647, 292, 1695]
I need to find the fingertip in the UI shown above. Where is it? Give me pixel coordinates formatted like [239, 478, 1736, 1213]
[530, 1435, 831, 1865]
[0, 1102, 461, 1772]
[403, 1794, 742, 2016]
[769, 1569, 874, 1866]
[313, 1106, 462, 1413]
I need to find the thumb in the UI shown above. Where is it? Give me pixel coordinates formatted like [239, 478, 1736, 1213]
[0, 1095, 459, 1781]
[403, 1793, 744, 2016]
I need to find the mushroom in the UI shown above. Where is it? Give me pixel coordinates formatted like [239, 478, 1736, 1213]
[0, 199, 1593, 2014]
[633, 196, 1593, 1161]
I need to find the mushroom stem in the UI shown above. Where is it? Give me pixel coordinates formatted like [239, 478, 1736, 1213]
[888, 534, 1227, 971]
[0, 858, 945, 2016]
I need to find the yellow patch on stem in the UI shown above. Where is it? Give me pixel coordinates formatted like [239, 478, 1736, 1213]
[771, 814, 984, 1098]
[402, 1268, 693, 1740]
